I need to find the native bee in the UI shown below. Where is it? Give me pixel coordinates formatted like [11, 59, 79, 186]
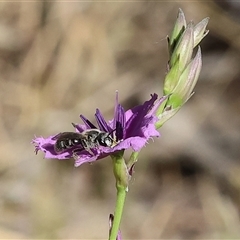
[54, 129, 116, 154]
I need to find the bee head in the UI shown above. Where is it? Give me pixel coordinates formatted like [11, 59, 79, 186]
[97, 132, 115, 147]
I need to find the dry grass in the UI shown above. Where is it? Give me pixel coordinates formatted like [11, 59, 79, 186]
[0, 1, 240, 239]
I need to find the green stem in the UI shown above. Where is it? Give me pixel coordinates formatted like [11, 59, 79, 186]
[127, 151, 139, 169]
[109, 151, 128, 240]
[109, 185, 127, 240]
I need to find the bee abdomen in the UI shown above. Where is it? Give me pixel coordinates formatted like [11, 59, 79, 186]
[55, 138, 82, 152]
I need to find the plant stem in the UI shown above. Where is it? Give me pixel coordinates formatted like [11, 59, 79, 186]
[109, 151, 128, 240]
[109, 185, 127, 240]
[127, 151, 139, 169]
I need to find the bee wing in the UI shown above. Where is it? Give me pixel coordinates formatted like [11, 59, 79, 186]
[53, 132, 82, 141]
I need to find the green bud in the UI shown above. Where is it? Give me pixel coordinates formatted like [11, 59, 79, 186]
[193, 17, 209, 47]
[167, 93, 184, 109]
[170, 22, 194, 71]
[155, 95, 169, 117]
[168, 8, 187, 55]
[163, 56, 181, 95]
[156, 106, 181, 129]
[171, 47, 202, 105]
[159, 9, 208, 129]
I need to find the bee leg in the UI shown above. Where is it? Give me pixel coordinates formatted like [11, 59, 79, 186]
[72, 148, 84, 160]
[84, 146, 95, 156]
[72, 147, 95, 160]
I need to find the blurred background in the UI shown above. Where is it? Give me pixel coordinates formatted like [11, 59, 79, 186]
[0, 1, 240, 239]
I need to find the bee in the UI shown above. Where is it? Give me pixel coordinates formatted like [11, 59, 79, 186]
[53, 129, 116, 154]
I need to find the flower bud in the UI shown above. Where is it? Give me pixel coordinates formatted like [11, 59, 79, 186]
[170, 22, 194, 71]
[168, 8, 187, 55]
[169, 47, 202, 107]
[163, 57, 180, 95]
[158, 10, 208, 128]
[193, 17, 209, 47]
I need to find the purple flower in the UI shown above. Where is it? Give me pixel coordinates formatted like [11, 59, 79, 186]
[33, 93, 165, 167]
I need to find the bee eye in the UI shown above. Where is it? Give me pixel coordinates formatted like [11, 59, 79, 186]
[104, 137, 113, 147]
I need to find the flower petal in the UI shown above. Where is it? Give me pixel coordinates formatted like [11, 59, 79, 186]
[80, 115, 97, 129]
[74, 153, 98, 167]
[95, 109, 112, 132]
[115, 104, 126, 141]
[112, 136, 147, 152]
[125, 94, 158, 138]
[32, 135, 72, 159]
